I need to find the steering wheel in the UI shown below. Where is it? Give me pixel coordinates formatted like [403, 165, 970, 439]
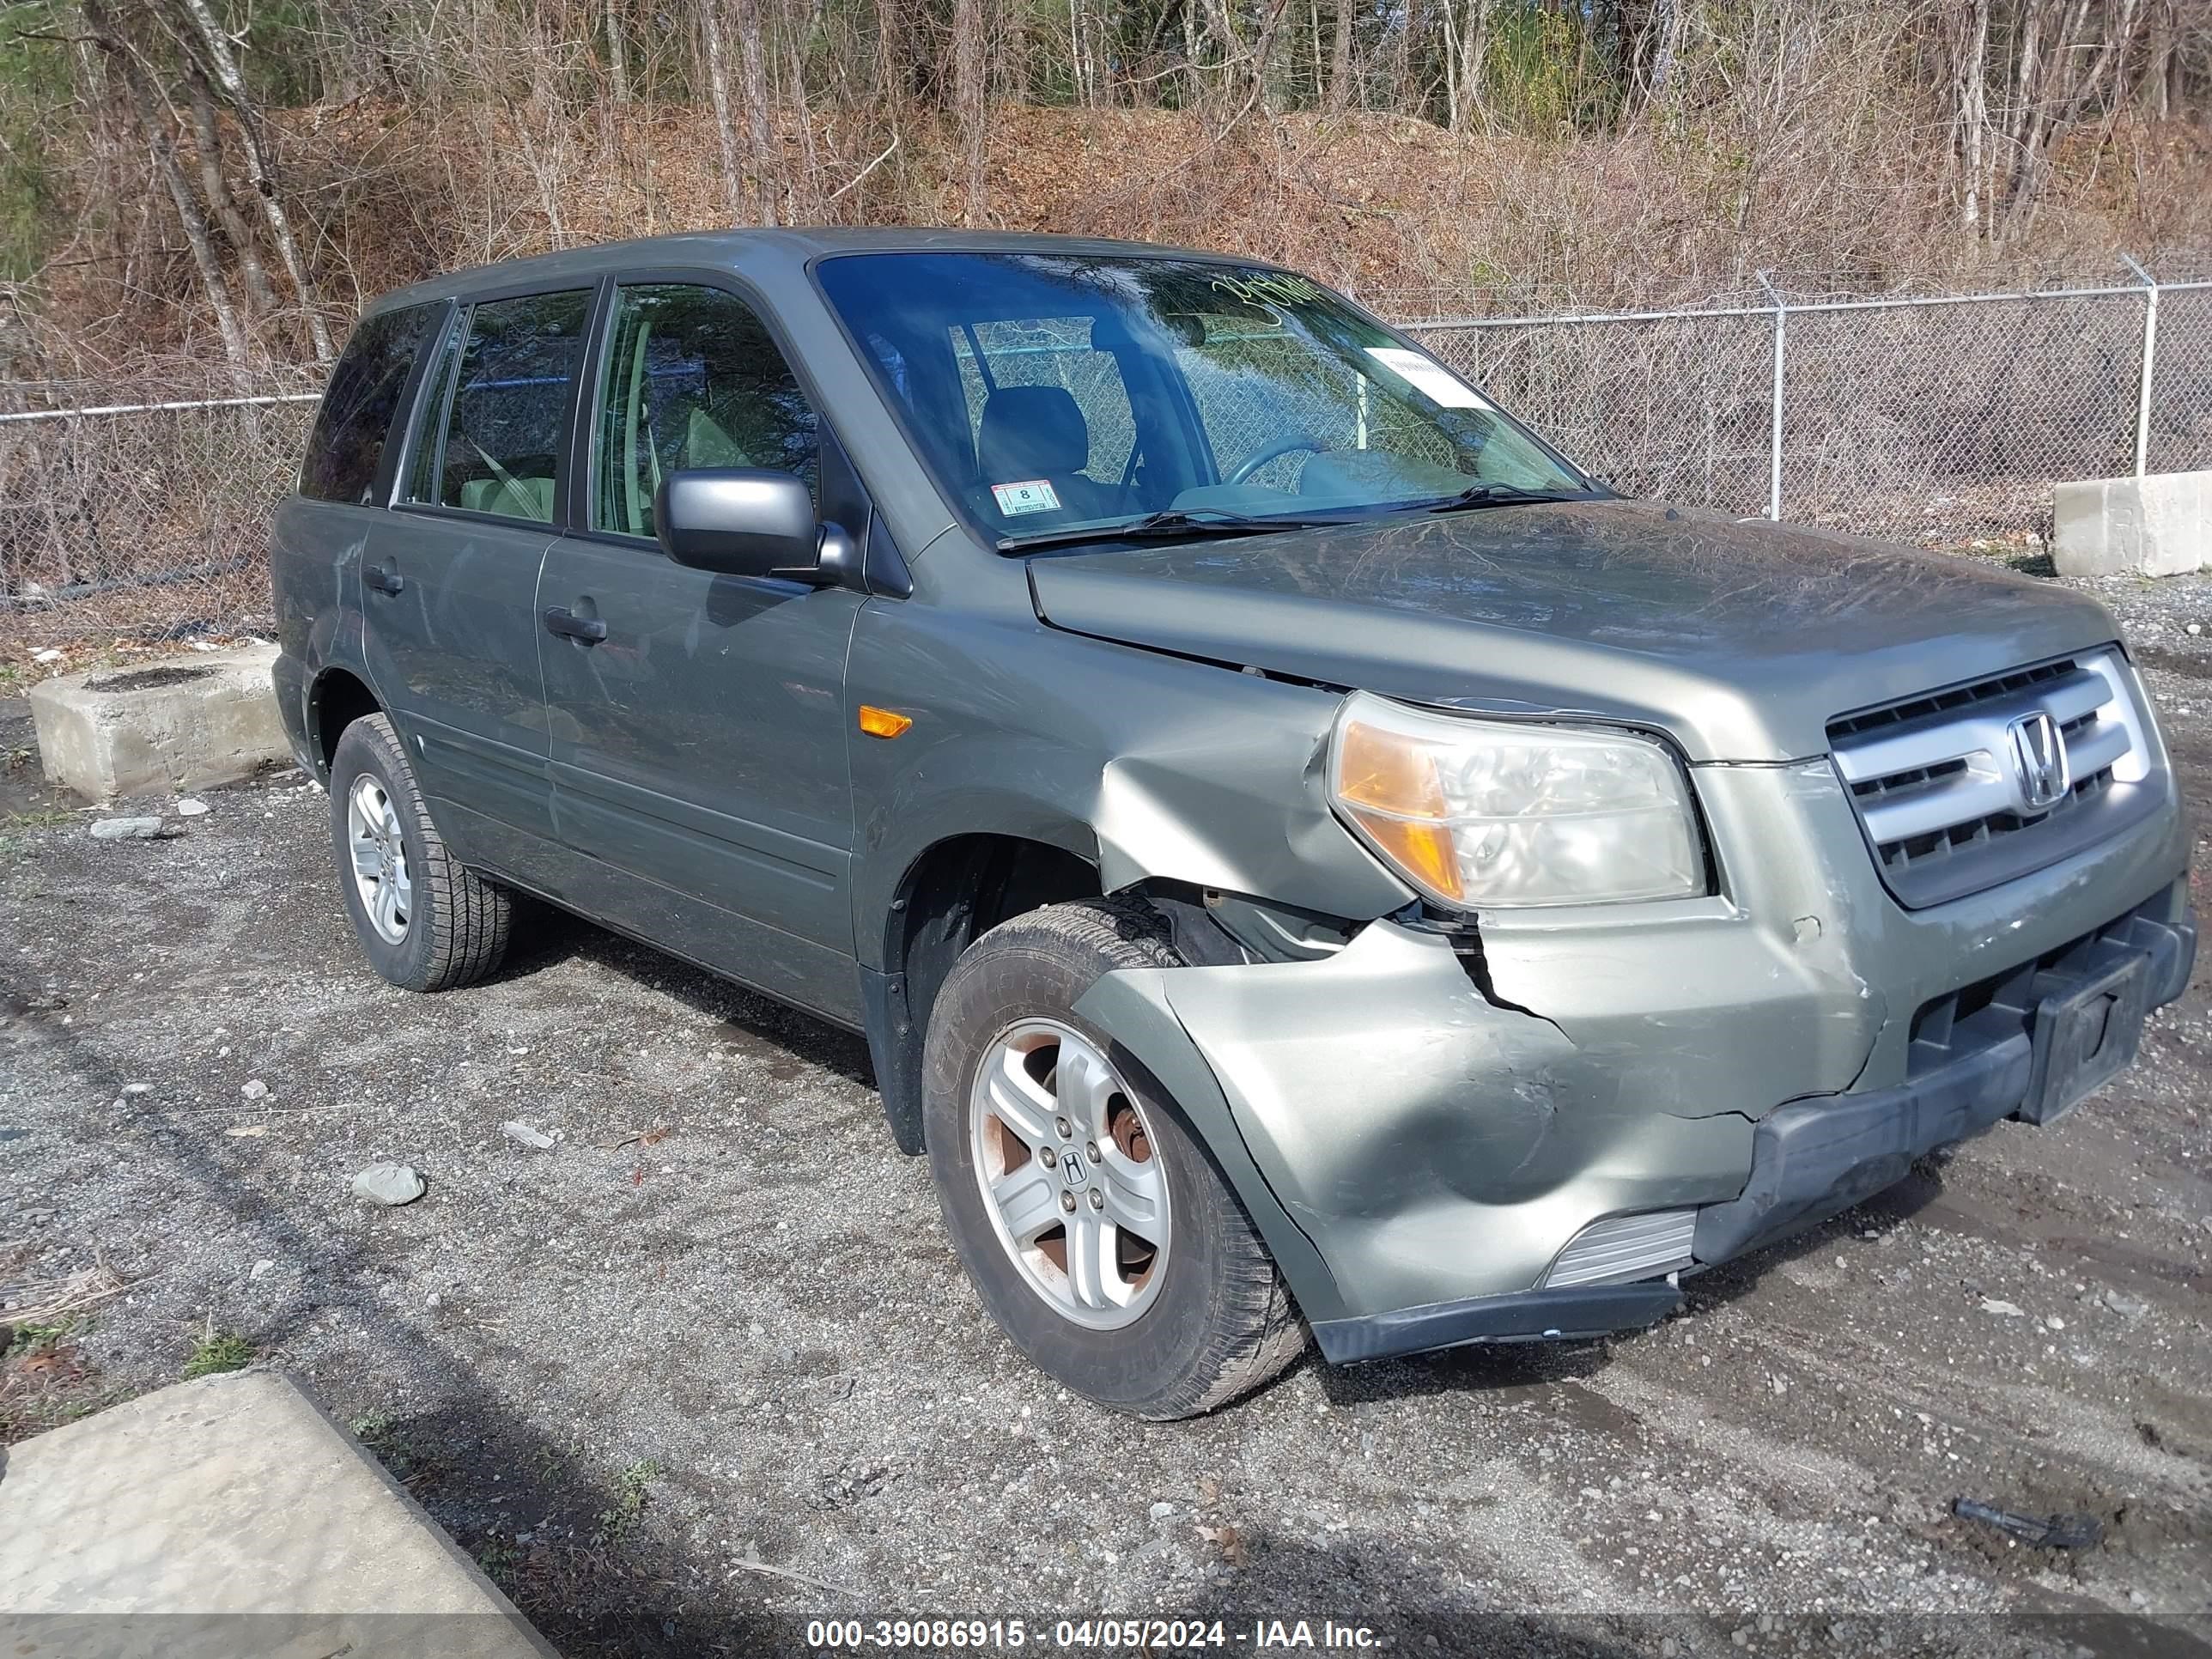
[1225, 434, 1327, 486]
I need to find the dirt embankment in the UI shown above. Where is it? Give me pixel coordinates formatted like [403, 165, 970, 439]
[33, 99, 2212, 372]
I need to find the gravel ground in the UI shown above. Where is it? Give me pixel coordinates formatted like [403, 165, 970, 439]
[3, 568, 2210, 1659]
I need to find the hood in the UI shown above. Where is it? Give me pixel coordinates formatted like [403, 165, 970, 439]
[1024, 499, 2121, 762]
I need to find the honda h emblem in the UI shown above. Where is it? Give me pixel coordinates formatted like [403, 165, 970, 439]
[2008, 711, 2070, 812]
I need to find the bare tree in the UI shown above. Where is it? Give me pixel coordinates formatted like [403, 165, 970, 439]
[83, 0, 248, 365]
[734, 0, 779, 225]
[605, 0, 629, 105]
[1328, 0, 1356, 112]
[1996, 0, 2150, 239]
[9, 0, 2210, 381]
[954, 0, 988, 222]
[1943, 0, 1994, 234]
[701, 1, 749, 224]
[1643, 0, 1685, 105]
[1444, 0, 1490, 131]
[170, 0, 333, 360]
[174, 56, 275, 318]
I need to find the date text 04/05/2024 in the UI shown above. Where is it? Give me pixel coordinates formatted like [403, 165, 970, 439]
[804, 1619, 1382, 1650]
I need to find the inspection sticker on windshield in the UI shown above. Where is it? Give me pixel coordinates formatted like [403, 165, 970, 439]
[992, 478, 1062, 516]
[1364, 347, 1492, 410]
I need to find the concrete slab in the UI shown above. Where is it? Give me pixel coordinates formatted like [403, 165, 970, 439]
[27, 644, 289, 803]
[2051, 469, 2211, 578]
[0, 1370, 553, 1659]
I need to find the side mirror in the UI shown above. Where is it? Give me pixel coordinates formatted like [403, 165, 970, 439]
[654, 467, 854, 586]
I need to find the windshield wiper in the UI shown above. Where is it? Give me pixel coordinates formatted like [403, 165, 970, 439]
[1418, 483, 1587, 514]
[1000, 507, 1346, 553]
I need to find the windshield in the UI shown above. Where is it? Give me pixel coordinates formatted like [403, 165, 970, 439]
[812, 252, 1592, 545]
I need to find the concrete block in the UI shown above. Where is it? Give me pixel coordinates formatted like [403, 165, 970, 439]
[0, 1370, 553, 1658]
[2051, 469, 2211, 578]
[27, 643, 289, 803]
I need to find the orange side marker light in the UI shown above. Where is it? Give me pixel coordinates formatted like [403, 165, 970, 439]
[858, 705, 914, 739]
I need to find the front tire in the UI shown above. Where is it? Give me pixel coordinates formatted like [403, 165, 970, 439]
[922, 898, 1308, 1418]
[328, 713, 513, 993]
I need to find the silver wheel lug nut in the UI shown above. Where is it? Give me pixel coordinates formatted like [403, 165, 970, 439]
[1055, 1116, 1073, 1139]
[1040, 1147, 1056, 1167]
[1060, 1190, 1077, 1213]
[1089, 1189, 1105, 1210]
[1086, 1142, 1101, 1163]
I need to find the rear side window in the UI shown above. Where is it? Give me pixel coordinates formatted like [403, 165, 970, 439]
[403, 289, 592, 524]
[298, 303, 438, 505]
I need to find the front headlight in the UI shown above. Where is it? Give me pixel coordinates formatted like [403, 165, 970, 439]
[1328, 691, 1705, 908]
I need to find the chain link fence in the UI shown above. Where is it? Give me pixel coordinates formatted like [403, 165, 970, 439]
[1406, 264, 2212, 546]
[1416, 307, 1778, 519]
[0, 375, 320, 658]
[3, 265, 2208, 659]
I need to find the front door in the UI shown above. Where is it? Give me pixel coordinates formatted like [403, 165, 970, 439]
[362, 288, 593, 871]
[536, 279, 866, 1021]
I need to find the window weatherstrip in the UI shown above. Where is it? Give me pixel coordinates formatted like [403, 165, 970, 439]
[408, 304, 468, 509]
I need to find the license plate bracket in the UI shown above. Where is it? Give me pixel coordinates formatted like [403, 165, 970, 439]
[2018, 949, 2150, 1126]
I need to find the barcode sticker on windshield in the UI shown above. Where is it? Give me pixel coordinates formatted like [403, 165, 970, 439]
[1364, 347, 1492, 410]
[993, 479, 1062, 516]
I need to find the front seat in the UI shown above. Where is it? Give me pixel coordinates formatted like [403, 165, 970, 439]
[975, 385, 1124, 522]
[684, 403, 748, 469]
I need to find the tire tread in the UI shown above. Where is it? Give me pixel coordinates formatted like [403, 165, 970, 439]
[929, 896, 1310, 1419]
[331, 714, 513, 993]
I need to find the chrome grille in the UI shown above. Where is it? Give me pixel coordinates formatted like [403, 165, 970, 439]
[1830, 649, 2154, 908]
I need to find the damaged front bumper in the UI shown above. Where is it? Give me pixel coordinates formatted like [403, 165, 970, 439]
[1074, 760, 2195, 1368]
[1691, 887, 2195, 1266]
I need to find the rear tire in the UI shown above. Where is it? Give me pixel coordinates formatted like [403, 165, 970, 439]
[328, 713, 513, 993]
[922, 897, 1307, 1418]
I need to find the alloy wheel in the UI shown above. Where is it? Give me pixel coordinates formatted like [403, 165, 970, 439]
[969, 1018, 1170, 1330]
[346, 774, 413, 945]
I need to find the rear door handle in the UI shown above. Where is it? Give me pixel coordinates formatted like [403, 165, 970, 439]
[543, 605, 607, 643]
[364, 563, 404, 595]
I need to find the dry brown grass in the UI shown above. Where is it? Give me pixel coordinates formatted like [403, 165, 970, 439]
[0, 1260, 129, 1445]
[2, 1261, 129, 1328]
[30, 99, 2212, 372]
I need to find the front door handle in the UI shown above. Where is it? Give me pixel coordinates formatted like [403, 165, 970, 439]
[543, 605, 607, 644]
[364, 562, 404, 596]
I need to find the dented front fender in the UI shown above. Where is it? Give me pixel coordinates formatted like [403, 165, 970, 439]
[844, 602, 1412, 969]
[1079, 921, 1766, 1321]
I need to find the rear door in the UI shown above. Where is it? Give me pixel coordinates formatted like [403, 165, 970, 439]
[362, 287, 593, 872]
[275, 299, 442, 744]
[535, 276, 867, 1020]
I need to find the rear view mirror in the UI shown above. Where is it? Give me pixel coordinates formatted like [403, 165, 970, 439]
[655, 468, 851, 586]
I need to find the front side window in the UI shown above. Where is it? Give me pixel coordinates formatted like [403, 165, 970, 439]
[299, 302, 438, 505]
[815, 252, 1589, 544]
[592, 283, 818, 539]
[404, 289, 592, 524]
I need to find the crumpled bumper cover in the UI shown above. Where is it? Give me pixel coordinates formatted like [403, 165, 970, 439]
[1077, 918, 1772, 1334]
[1073, 699, 2191, 1366]
[1310, 889, 2196, 1365]
[1312, 1282, 1687, 1364]
[1690, 890, 2194, 1267]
